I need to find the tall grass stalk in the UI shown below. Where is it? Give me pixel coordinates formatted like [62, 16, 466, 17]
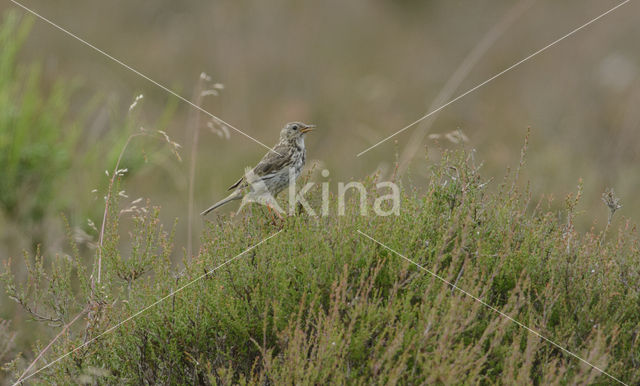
[94, 132, 145, 290]
[397, 0, 535, 174]
[186, 76, 206, 258]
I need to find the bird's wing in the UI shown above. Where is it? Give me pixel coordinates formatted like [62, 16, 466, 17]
[227, 177, 244, 191]
[253, 143, 292, 177]
[227, 142, 290, 190]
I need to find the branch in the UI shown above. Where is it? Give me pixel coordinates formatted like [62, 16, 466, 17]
[15, 305, 88, 384]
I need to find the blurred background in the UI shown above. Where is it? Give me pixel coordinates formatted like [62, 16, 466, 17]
[0, 0, 638, 373]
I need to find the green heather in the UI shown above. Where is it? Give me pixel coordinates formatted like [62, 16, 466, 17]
[3, 152, 639, 384]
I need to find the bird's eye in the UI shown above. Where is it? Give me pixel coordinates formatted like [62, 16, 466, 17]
[292, 125, 298, 131]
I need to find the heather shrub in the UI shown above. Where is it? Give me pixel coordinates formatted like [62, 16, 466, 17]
[4, 151, 639, 384]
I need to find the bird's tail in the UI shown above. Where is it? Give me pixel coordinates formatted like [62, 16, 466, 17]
[201, 191, 242, 216]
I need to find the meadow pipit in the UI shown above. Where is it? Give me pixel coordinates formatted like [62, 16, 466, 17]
[201, 122, 315, 216]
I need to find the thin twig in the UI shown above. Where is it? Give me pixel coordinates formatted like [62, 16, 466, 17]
[509, 127, 530, 196]
[15, 305, 89, 384]
[10, 296, 62, 326]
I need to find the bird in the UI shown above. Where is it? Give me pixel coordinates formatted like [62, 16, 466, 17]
[201, 122, 315, 216]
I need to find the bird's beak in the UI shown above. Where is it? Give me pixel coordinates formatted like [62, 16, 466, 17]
[300, 124, 315, 134]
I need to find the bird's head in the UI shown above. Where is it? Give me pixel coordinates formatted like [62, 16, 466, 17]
[280, 122, 315, 141]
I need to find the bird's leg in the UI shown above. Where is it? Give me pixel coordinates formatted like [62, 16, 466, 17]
[266, 203, 283, 225]
[267, 205, 276, 226]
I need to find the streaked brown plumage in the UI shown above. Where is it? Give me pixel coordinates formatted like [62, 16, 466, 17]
[201, 122, 314, 216]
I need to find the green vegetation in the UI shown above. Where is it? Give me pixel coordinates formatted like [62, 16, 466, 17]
[3, 151, 639, 384]
[0, 13, 181, 379]
[0, 12, 80, 227]
[0, 12, 178, 241]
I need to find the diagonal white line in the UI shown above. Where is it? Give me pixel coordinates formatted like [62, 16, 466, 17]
[356, 0, 631, 157]
[356, 230, 628, 386]
[14, 230, 283, 385]
[9, 0, 281, 156]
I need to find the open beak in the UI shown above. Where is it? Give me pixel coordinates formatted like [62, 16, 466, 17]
[300, 124, 315, 134]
